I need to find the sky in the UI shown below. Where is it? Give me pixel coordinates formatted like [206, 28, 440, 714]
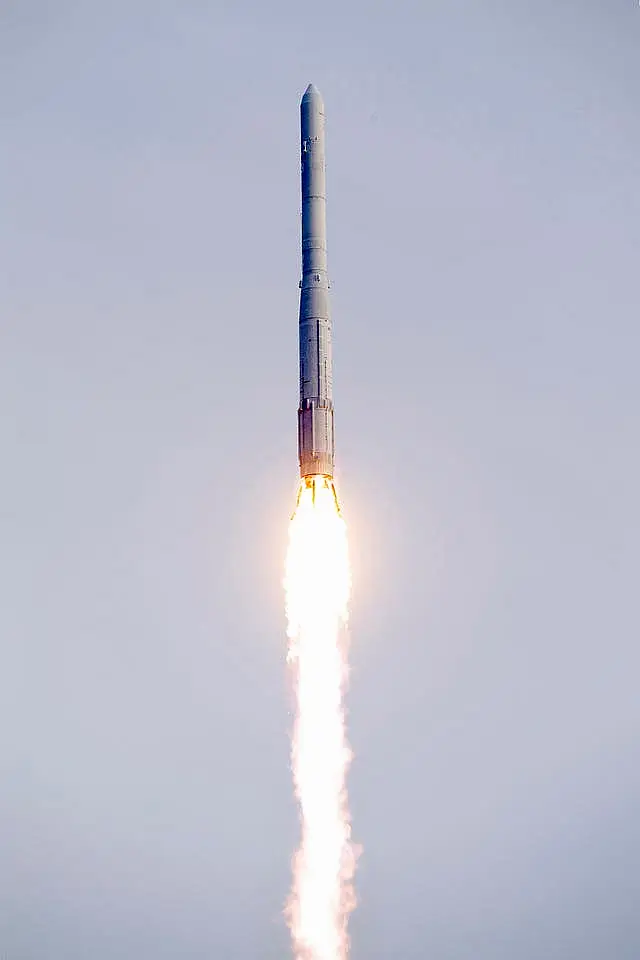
[1, 0, 639, 957]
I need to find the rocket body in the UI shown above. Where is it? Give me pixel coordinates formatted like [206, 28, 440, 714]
[297, 84, 334, 480]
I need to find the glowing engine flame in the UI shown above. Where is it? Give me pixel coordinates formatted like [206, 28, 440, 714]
[285, 475, 356, 960]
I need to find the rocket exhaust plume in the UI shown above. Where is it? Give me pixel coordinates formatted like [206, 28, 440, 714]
[285, 476, 355, 960]
[285, 85, 357, 960]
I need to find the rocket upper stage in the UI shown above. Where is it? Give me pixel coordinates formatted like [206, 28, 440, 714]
[297, 83, 335, 479]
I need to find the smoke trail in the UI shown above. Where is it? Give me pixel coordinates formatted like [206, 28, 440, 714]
[285, 475, 357, 960]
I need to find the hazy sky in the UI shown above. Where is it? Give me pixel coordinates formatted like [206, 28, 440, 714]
[1, 1, 639, 957]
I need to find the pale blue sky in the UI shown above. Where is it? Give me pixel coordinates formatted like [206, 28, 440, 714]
[1, 1, 639, 957]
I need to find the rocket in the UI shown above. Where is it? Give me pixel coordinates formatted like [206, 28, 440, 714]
[297, 83, 335, 483]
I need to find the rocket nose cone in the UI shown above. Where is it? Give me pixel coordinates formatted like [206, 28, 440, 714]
[302, 82, 324, 108]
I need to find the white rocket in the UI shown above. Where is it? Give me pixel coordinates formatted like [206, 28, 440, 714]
[297, 84, 335, 481]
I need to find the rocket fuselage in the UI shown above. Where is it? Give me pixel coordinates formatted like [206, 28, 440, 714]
[297, 84, 334, 479]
